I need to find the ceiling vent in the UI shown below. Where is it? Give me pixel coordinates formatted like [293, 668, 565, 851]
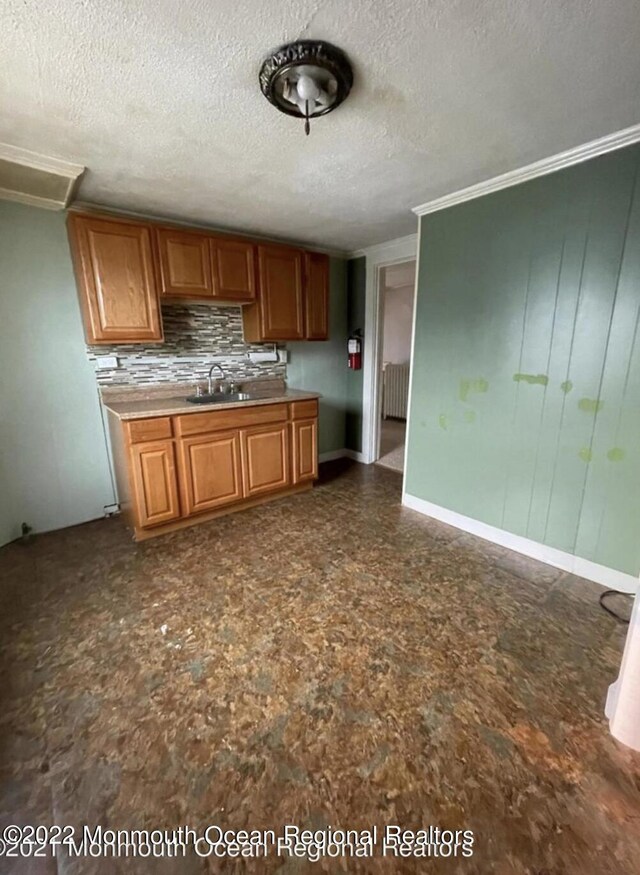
[0, 143, 84, 210]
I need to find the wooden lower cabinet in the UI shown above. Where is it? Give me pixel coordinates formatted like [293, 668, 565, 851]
[111, 400, 317, 539]
[130, 439, 181, 527]
[292, 418, 318, 484]
[241, 424, 290, 497]
[179, 430, 243, 515]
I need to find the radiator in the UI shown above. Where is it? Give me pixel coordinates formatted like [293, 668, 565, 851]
[382, 363, 410, 419]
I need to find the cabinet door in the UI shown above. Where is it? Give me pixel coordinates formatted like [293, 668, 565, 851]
[68, 214, 162, 343]
[179, 430, 243, 515]
[156, 228, 213, 297]
[211, 238, 256, 301]
[304, 252, 329, 340]
[256, 245, 304, 340]
[241, 424, 290, 497]
[130, 440, 180, 527]
[292, 418, 318, 484]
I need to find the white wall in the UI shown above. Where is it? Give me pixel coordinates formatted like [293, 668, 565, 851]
[382, 284, 414, 363]
[0, 201, 115, 547]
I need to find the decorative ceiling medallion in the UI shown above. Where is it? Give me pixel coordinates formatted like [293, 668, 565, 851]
[259, 40, 354, 135]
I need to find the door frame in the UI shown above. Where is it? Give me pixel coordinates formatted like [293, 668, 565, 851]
[360, 234, 418, 464]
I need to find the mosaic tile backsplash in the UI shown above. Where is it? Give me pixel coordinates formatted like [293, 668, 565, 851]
[86, 304, 286, 387]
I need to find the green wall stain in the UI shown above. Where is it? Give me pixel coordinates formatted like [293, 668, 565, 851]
[463, 410, 476, 423]
[607, 447, 625, 462]
[513, 373, 549, 386]
[578, 447, 593, 463]
[578, 397, 604, 414]
[459, 377, 488, 401]
[405, 143, 640, 577]
[438, 414, 449, 431]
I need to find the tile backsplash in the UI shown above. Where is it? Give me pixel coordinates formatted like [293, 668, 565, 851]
[86, 304, 286, 387]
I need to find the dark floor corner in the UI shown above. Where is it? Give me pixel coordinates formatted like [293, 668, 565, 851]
[1, 461, 639, 873]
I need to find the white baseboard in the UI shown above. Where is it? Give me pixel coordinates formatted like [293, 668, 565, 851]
[402, 492, 639, 594]
[344, 449, 366, 463]
[319, 448, 367, 464]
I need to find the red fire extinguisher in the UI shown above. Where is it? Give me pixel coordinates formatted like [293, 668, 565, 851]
[348, 333, 362, 370]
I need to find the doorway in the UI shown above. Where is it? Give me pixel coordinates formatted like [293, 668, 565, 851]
[360, 233, 417, 467]
[375, 260, 416, 473]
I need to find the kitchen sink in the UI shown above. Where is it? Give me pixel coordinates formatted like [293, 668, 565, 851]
[185, 392, 254, 405]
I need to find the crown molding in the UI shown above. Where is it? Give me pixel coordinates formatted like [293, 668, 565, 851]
[0, 188, 69, 211]
[412, 122, 640, 217]
[347, 233, 417, 262]
[0, 143, 85, 209]
[0, 142, 84, 179]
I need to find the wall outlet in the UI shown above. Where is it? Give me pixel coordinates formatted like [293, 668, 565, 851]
[96, 355, 119, 370]
[277, 348, 288, 363]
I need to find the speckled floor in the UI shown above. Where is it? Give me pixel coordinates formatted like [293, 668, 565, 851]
[1, 460, 639, 874]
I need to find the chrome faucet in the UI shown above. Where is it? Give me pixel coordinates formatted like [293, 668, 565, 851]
[207, 363, 226, 394]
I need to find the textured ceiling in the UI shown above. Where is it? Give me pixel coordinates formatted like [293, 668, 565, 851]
[2, 0, 640, 251]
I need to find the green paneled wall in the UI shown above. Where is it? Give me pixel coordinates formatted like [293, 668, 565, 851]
[406, 143, 640, 575]
[346, 256, 366, 453]
[285, 257, 348, 455]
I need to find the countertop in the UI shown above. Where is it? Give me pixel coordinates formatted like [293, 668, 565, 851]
[103, 387, 321, 421]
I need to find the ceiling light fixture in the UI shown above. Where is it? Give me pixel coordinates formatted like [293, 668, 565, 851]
[259, 40, 353, 136]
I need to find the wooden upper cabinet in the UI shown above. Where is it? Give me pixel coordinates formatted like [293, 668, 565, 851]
[156, 228, 213, 298]
[242, 245, 329, 341]
[157, 229, 255, 302]
[243, 245, 304, 341]
[304, 252, 329, 340]
[68, 213, 162, 344]
[212, 238, 256, 301]
[69, 209, 327, 343]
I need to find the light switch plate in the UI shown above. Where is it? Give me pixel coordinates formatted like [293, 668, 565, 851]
[96, 355, 119, 370]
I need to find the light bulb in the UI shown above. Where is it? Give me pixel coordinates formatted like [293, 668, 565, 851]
[296, 74, 320, 102]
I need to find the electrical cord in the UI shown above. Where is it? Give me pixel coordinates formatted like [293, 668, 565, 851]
[599, 589, 632, 624]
